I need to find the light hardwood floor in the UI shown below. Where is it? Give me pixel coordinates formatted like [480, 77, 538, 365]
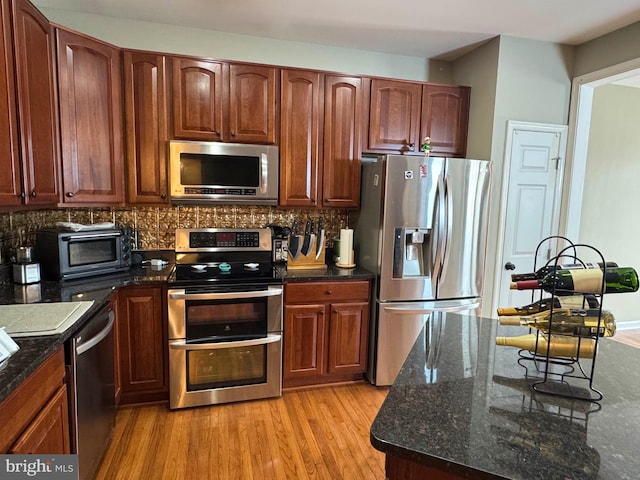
[611, 328, 640, 348]
[96, 382, 389, 480]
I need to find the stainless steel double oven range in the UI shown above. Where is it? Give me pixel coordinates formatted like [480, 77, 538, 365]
[167, 228, 283, 409]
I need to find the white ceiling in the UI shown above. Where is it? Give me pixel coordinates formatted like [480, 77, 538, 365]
[32, 0, 640, 60]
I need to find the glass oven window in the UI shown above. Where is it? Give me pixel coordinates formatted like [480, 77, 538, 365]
[186, 298, 267, 341]
[180, 153, 259, 186]
[186, 345, 267, 390]
[68, 239, 117, 267]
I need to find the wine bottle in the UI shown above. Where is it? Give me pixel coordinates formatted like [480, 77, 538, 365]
[496, 294, 599, 316]
[510, 261, 618, 281]
[495, 333, 596, 358]
[509, 267, 639, 295]
[498, 308, 616, 337]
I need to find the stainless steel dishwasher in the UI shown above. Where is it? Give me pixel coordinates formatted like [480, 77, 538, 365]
[67, 301, 116, 480]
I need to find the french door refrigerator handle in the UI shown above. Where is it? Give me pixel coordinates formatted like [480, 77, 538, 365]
[431, 174, 446, 289]
[439, 175, 454, 282]
[169, 333, 282, 350]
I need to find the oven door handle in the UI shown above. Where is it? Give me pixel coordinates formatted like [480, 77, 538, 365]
[169, 334, 282, 350]
[169, 287, 283, 301]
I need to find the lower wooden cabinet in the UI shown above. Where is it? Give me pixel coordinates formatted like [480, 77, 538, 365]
[115, 284, 169, 404]
[283, 280, 370, 388]
[0, 347, 70, 453]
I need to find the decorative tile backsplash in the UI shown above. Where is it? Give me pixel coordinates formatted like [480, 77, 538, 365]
[0, 206, 351, 261]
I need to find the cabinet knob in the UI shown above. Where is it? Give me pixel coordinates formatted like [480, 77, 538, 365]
[66, 192, 75, 198]
[333, 309, 338, 314]
[160, 194, 167, 200]
[214, 131, 220, 136]
[319, 310, 324, 315]
[19, 192, 25, 199]
[230, 131, 236, 136]
[326, 290, 333, 295]
[408, 143, 415, 150]
[30, 190, 37, 197]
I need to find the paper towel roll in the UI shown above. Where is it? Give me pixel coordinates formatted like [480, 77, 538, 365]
[339, 228, 354, 266]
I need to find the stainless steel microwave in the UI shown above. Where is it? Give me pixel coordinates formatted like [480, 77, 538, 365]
[169, 141, 279, 205]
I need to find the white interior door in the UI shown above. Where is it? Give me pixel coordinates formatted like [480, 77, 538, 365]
[495, 122, 566, 314]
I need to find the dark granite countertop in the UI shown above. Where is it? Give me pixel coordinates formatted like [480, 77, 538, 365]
[0, 255, 174, 404]
[0, 254, 371, 404]
[371, 312, 640, 480]
[277, 264, 374, 281]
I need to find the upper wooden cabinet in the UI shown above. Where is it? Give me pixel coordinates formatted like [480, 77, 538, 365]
[368, 78, 422, 154]
[0, 0, 60, 207]
[322, 75, 364, 208]
[421, 84, 470, 158]
[56, 28, 124, 204]
[172, 58, 278, 144]
[123, 50, 170, 204]
[279, 70, 363, 208]
[367, 78, 470, 157]
[279, 69, 323, 207]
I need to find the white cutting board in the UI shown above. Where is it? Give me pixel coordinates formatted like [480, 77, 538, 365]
[0, 301, 95, 337]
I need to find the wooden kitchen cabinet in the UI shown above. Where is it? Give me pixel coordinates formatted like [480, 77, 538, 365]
[322, 75, 365, 208]
[123, 50, 170, 204]
[0, 0, 60, 206]
[0, 347, 70, 454]
[367, 78, 470, 157]
[283, 280, 370, 388]
[368, 78, 422, 154]
[172, 57, 278, 144]
[279, 71, 363, 208]
[56, 28, 124, 204]
[421, 84, 470, 158]
[116, 285, 169, 404]
[279, 68, 323, 207]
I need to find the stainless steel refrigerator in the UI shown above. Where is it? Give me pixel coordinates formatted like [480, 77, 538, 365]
[354, 154, 491, 386]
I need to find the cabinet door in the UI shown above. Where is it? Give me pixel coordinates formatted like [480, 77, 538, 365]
[172, 57, 223, 140]
[368, 78, 422, 154]
[228, 63, 278, 144]
[322, 75, 364, 208]
[283, 304, 326, 385]
[57, 28, 124, 204]
[279, 69, 323, 207]
[116, 286, 168, 404]
[12, 0, 60, 205]
[0, 1, 21, 206]
[9, 385, 70, 454]
[123, 50, 169, 204]
[327, 302, 369, 375]
[421, 84, 470, 157]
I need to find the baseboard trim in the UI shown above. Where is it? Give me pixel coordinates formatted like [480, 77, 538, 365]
[617, 320, 640, 330]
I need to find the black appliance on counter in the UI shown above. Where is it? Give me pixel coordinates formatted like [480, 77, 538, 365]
[35, 227, 132, 280]
[167, 228, 283, 409]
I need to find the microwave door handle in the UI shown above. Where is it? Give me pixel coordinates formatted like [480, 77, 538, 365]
[169, 334, 282, 350]
[260, 153, 268, 193]
[63, 232, 120, 241]
[168, 287, 283, 301]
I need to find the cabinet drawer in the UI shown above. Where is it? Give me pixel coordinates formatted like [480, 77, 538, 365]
[285, 281, 370, 304]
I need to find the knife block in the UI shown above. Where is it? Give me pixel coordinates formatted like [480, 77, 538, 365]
[287, 237, 326, 270]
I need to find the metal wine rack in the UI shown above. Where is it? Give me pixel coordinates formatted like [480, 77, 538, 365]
[513, 236, 607, 402]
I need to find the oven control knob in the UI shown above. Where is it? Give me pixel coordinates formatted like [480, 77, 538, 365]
[219, 262, 231, 272]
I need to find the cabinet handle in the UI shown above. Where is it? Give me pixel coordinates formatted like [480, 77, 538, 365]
[66, 192, 75, 198]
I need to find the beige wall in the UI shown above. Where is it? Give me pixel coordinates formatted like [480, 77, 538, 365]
[574, 21, 640, 77]
[579, 84, 640, 322]
[39, 8, 429, 81]
[452, 36, 575, 316]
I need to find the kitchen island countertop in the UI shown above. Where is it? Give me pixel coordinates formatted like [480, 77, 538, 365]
[371, 312, 640, 480]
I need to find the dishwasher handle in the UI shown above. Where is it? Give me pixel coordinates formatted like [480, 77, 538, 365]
[76, 309, 115, 356]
